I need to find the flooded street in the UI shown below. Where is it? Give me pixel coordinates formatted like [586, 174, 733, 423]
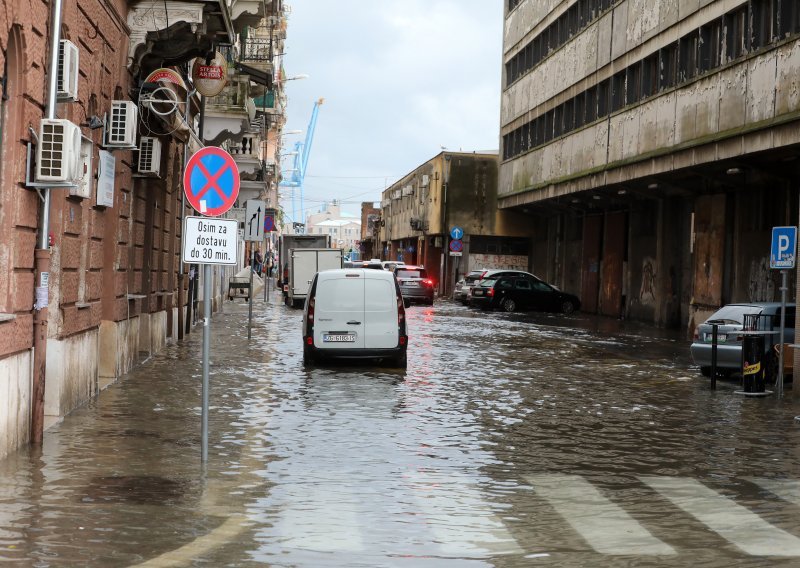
[3, 292, 800, 566]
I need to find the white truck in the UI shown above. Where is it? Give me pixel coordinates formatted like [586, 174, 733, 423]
[287, 248, 343, 308]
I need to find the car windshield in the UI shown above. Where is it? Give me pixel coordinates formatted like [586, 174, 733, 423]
[465, 275, 481, 284]
[479, 278, 498, 288]
[706, 305, 763, 325]
[397, 269, 426, 279]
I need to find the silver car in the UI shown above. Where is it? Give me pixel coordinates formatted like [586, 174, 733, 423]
[454, 270, 489, 304]
[690, 302, 795, 377]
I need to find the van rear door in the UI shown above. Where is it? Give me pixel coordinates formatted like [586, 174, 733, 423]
[313, 273, 366, 349]
[364, 273, 399, 348]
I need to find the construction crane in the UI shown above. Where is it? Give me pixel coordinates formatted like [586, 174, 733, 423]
[279, 98, 324, 232]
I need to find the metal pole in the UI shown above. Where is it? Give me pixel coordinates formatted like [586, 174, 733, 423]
[778, 269, 788, 395]
[31, 0, 64, 445]
[710, 324, 718, 390]
[201, 263, 211, 463]
[248, 249, 254, 339]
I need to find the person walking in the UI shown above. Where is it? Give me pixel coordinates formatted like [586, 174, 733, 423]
[253, 250, 263, 275]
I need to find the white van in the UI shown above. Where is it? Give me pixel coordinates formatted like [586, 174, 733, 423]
[302, 269, 409, 368]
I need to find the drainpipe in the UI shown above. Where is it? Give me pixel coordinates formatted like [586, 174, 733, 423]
[439, 154, 451, 296]
[31, 0, 64, 445]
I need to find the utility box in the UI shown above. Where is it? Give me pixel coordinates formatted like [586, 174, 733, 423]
[288, 248, 343, 308]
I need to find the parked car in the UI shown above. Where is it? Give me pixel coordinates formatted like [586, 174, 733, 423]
[465, 269, 542, 306]
[393, 265, 435, 306]
[382, 260, 406, 271]
[690, 302, 795, 377]
[302, 268, 409, 368]
[454, 269, 489, 304]
[469, 274, 580, 314]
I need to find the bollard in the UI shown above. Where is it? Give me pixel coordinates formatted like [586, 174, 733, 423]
[742, 335, 765, 393]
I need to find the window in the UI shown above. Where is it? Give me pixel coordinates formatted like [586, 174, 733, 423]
[586, 86, 598, 122]
[521, 122, 530, 152]
[778, 0, 800, 37]
[515, 279, 532, 291]
[678, 33, 698, 82]
[626, 64, 640, 104]
[497, 278, 513, 290]
[659, 43, 677, 90]
[699, 21, 721, 73]
[575, 93, 586, 128]
[554, 104, 564, 137]
[752, 0, 774, 49]
[598, 79, 610, 117]
[642, 54, 658, 98]
[612, 71, 626, 111]
[724, 7, 748, 62]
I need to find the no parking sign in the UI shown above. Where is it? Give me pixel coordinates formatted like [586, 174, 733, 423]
[183, 147, 240, 216]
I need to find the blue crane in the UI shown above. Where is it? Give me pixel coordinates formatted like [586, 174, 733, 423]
[279, 98, 324, 232]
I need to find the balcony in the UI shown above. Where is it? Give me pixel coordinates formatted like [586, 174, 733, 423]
[127, 0, 234, 76]
[225, 134, 262, 180]
[203, 73, 255, 146]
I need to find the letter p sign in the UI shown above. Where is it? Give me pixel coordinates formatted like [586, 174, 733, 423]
[771, 226, 797, 269]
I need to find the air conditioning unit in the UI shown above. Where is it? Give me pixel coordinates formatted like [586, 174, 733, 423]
[57, 40, 79, 102]
[106, 100, 138, 148]
[402, 185, 414, 197]
[35, 119, 82, 183]
[137, 136, 162, 175]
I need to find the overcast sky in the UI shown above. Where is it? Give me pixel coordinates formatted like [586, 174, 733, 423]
[279, 1, 503, 222]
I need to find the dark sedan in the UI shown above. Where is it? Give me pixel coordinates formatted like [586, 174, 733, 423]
[470, 274, 580, 314]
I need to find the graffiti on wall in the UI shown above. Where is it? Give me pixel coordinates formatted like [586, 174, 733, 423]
[748, 256, 774, 301]
[469, 254, 528, 271]
[639, 257, 657, 305]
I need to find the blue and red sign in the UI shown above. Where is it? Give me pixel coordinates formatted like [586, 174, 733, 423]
[449, 239, 463, 252]
[264, 214, 275, 232]
[183, 147, 240, 216]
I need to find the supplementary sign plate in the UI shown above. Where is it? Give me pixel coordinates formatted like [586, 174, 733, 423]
[182, 216, 238, 265]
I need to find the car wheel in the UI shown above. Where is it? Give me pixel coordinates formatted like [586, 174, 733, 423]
[561, 300, 576, 315]
[392, 351, 408, 369]
[303, 345, 316, 367]
[700, 366, 711, 377]
[502, 298, 517, 312]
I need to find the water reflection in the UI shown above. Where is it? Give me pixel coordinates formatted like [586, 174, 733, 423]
[1, 298, 800, 566]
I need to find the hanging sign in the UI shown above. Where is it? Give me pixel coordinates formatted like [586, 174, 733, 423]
[144, 68, 187, 90]
[192, 52, 228, 97]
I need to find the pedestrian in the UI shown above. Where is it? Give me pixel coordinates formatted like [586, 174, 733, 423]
[253, 250, 263, 275]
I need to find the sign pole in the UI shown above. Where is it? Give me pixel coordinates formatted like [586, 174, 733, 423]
[202, 263, 211, 464]
[778, 269, 788, 395]
[248, 248, 255, 339]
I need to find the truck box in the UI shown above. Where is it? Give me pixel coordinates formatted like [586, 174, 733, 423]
[288, 248, 343, 308]
[278, 234, 331, 300]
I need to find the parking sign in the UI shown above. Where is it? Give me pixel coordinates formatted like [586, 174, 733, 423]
[770, 226, 797, 269]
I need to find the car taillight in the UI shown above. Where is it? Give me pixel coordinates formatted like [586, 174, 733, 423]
[424, 279, 434, 287]
[397, 293, 408, 344]
[693, 327, 699, 341]
[488, 288, 494, 297]
[304, 297, 315, 344]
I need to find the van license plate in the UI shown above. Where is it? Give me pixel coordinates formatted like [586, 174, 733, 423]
[323, 334, 355, 343]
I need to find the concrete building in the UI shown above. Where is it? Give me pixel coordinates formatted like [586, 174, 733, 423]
[501, 0, 800, 332]
[359, 202, 381, 260]
[305, 201, 361, 253]
[0, 0, 291, 458]
[379, 151, 531, 296]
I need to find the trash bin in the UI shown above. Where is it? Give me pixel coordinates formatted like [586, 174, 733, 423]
[742, 334, 765, 393]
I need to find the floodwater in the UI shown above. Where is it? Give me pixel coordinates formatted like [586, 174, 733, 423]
[3, 292, 800, 567]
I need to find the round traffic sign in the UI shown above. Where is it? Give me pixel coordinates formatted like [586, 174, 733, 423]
[264, 214, 275, 232]
[450, 226, 464, 240]
[449, 239, 463, 252]
[183, 147, 240, 216]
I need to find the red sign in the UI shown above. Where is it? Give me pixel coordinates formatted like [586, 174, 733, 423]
[183, 147, 239, 217]
[196, 66, 223, 80]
